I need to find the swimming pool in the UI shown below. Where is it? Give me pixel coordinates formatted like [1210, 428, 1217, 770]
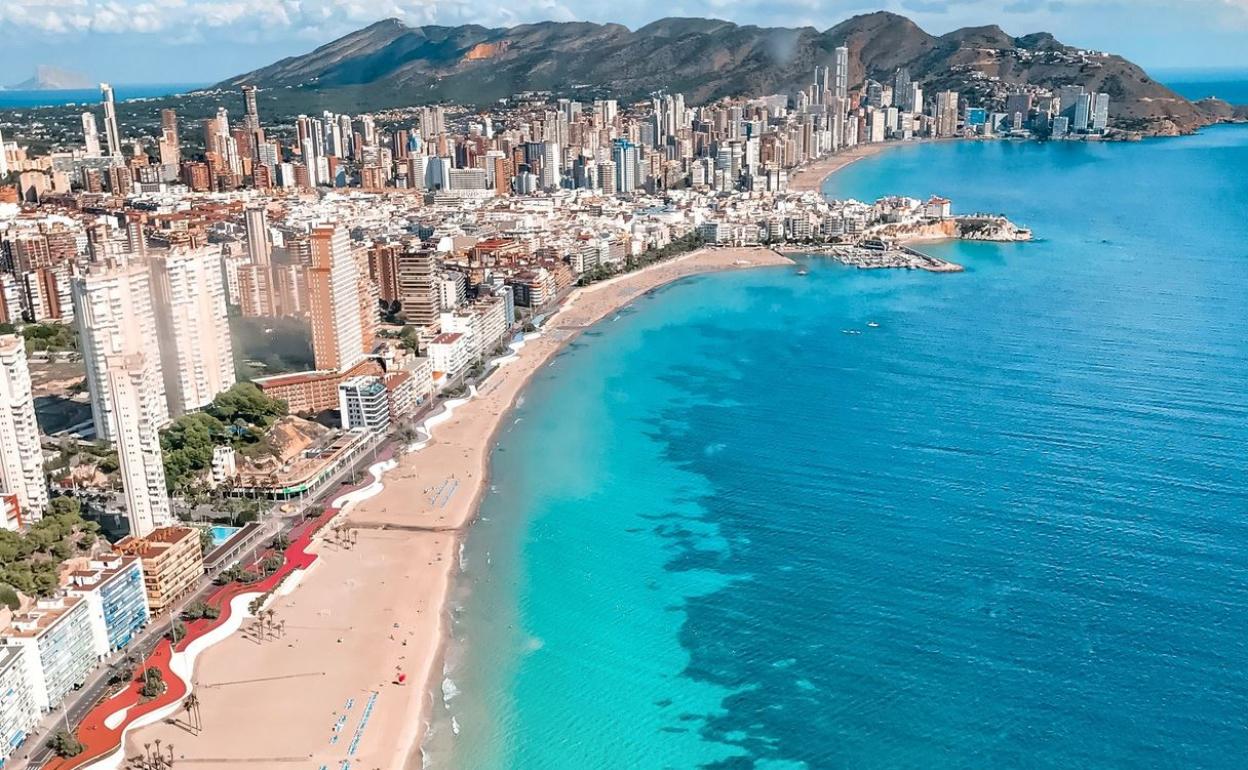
[208, 525, 242, 548]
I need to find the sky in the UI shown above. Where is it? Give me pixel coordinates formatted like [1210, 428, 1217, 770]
[1, 0, 1246, 85]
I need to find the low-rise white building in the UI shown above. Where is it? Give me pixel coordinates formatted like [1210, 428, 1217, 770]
[338, 375, 391, 431]
[0, 647, 39, 765]
[427, 332, 470, 381]
[1, 593, 101, 712]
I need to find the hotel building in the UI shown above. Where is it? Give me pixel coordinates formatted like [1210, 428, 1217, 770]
[150, 246, 237, 416]
[308, 225, 375, 372]
[0, 334, 47, 525]
[115, 526, 204, 615]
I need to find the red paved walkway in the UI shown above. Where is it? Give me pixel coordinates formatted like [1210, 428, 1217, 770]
[43, 448, 393, 770]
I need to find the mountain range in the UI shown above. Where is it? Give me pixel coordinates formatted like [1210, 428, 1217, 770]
[222, 12, 1238, 135]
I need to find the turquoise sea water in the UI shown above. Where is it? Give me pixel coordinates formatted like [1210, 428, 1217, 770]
[427, 124, 1248, 768]
[0, 84, 206, 109]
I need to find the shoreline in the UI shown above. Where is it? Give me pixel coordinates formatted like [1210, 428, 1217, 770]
[788, 138, 948, 194]
[123, 246, 794, 770]
[406, 247, 795, 768]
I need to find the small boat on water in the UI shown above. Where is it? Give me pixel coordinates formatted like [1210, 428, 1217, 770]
[867, 321, 880, 328]
[797, 268, 809, 276]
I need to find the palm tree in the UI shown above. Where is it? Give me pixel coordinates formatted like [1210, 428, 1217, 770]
[183, 693, 201, 732]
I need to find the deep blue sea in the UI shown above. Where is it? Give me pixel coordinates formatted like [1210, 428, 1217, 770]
[0, 84, 206, 109]
[427, 124, 1248, 768]
[1160, 70, 1248, 104]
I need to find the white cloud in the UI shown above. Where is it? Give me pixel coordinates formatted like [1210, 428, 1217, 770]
[0, 0, 1245, 47]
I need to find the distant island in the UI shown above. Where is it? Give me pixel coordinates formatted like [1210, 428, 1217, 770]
[222, 12, 1238, 136]
[5, 65, 94, 91]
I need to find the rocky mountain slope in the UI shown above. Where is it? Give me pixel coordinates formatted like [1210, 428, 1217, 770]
[222, 12, 1230, 134]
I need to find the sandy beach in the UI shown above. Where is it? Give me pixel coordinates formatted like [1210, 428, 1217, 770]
[788, 138, 951, 194]
[124, 246, 792, 769]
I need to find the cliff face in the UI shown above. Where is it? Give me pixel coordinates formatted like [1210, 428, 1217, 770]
[222, 13, 1222, 134]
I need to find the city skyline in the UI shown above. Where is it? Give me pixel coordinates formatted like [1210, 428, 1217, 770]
[1, 1, 1247, 85]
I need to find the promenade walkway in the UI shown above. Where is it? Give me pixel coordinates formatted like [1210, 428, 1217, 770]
[42, 446, 397, 770]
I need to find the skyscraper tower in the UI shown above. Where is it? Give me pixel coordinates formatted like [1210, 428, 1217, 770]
[82, 113, 102, 157]
[100, 83, 122, 157]
[308, 226, 369, 372]
[242, 85, 259, 128]
[158, 109, 180, 167]
[150, 246, 236, 417]
[72, 259, 169, 442]
[0, 334, 47, 525]
[894, 68, 912, 111]
[244, 206, 271, 266]
[833, 46, 849, 102]
[105, 351, 172, 537]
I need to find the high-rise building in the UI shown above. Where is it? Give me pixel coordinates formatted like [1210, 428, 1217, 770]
[1073, 92, 1093, 132]
[611, 140, 638, 193]
[935, 91, 960, 137]
[100, 83, 122, 157]
[833, 46, 849, 102]
[105, 352, 172, 536]
[150, 246, 236, 416]
[397, 247, 439, 329]
[308, 226, 371, 372]
[158, 108, 180, 167]
[72, 260, 169, 442]
[540, 142, 562, 189]
[244, 205, 271, 266]
[81, 112, 101, 157]
[242, 85, 259, 128]
[894, 68, 913, 111]
[1091, 92, 1110, 132]
[0, 335, 46, 526]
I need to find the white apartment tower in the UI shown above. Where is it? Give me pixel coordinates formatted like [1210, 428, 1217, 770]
[150, 246, 236, 417]
[72, 259, 169, 442]
[833, 46, 849, 102]
[106, 352, 173, 536]
[244, 206, 271, 266]
[100, 83, 122, 158]
[81, 112, 102, 157]
[0, 335, 47, 525]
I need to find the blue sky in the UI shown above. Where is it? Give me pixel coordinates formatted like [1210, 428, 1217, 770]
[1, 0, 1246, 85]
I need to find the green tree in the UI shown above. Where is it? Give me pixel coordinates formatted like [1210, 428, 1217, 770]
[139, 667, 165, 698]
[47, 729, 84, 758]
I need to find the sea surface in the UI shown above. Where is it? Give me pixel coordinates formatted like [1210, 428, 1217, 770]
[1160, 71, 1248, 105]
[0, 84, 206, 109]
[426, 124, 1248, 768]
